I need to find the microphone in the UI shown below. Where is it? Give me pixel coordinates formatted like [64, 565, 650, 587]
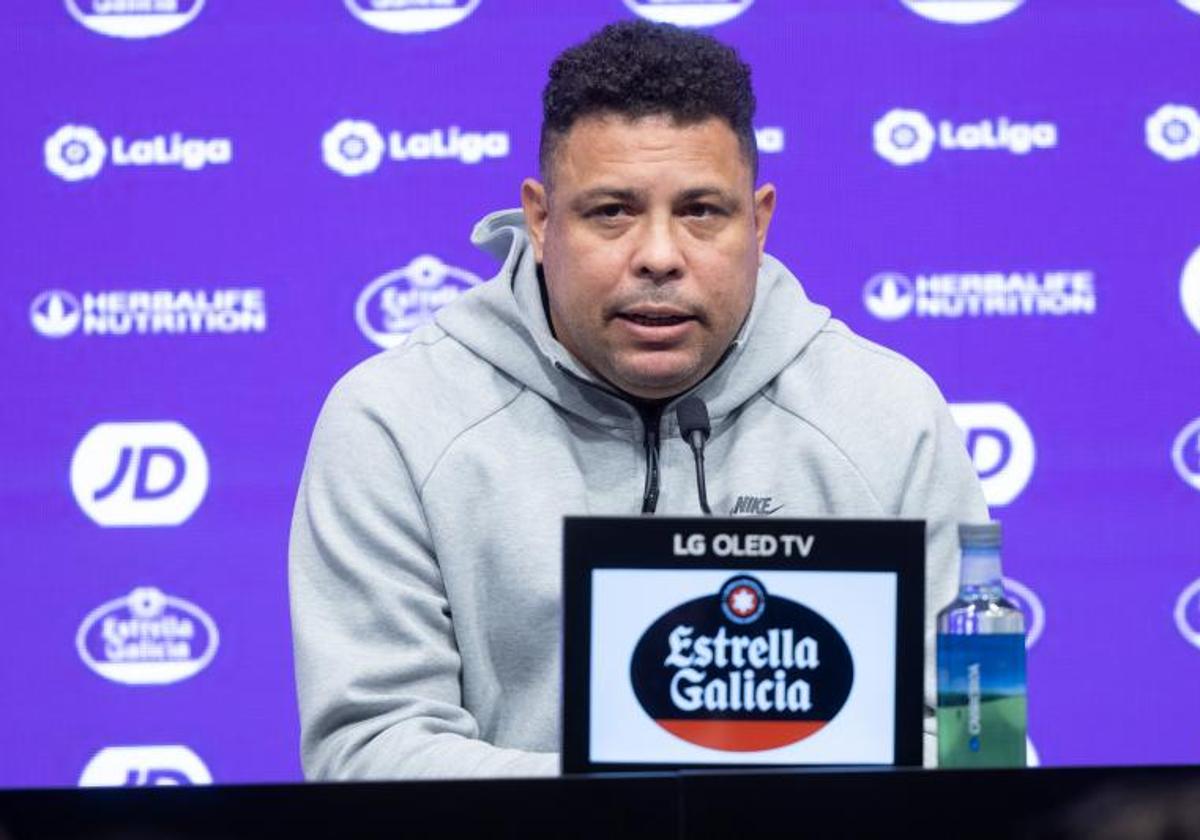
[676, 397, 712, 515]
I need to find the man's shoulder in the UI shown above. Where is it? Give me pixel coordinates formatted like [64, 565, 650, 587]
[767, 317, 949, 440]
[320, 322, 524, 481]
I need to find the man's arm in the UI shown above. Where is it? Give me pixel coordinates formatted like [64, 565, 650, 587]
[897, 387, 991, 767]
[288, 372, 559, 780]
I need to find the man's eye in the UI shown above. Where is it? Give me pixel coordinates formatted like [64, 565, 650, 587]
[587, 204, 628, 219]
[685, 203, 722, 218]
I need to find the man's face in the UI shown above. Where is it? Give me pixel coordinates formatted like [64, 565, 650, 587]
[521, 113, 776, 401]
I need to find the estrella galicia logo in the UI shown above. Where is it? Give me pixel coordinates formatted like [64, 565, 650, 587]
[625, 0, 754, 27]
[30, 290, 83, 338]
[1175, 578, 1200, 651]
[65, 0, 204, 39]
[45, 124, 231, 181]
[864, 273, 915, 320]
[1181, 245, 1200, 335]
[1172, 417, 1200, 493]
[45, 125, 106, 181]
[356, 255, 481, 349]
[721, 576, 766, 624]
[77, 587, 219, 686]
[79, 745, 212, 787]
[949, 402, 1036, 506]
[1146, 104, 1200, 162]
[900, 0, 1024, 24]
[344, 0, 480, 34]
[630, 575, 853, 752]
[874, 108, 1056, 166]
[1001, 577, 1045, 649]
[70, 422, 209, 527]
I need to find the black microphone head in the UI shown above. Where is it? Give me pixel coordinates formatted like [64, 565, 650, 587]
[676, 396, 711, 442]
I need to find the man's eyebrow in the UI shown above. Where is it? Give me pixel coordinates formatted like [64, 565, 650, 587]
[675, 186, 742, 208]
[569, 187, 646, 209]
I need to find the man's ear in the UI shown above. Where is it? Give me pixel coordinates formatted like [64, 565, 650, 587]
[753, 183, 777, 265]
[521, 178, 549, 263]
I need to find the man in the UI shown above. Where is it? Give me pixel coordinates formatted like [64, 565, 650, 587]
[290, 21, 987, 779]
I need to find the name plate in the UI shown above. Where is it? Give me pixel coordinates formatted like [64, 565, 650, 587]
[561, 517, 924, 773]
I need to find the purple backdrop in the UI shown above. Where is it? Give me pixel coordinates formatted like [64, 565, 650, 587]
[2, 0, 1199, 788]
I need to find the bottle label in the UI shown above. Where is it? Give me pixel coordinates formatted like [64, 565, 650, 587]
[937, 633, 1026, 768]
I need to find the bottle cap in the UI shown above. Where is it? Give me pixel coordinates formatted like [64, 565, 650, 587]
[959, 521, 1001, 549]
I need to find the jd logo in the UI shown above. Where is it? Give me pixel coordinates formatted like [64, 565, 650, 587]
[949, 403, 1035, 506]
[70, 422, 209, 526]
[79, 746, 212, 787]
[729, 496, 784, 515]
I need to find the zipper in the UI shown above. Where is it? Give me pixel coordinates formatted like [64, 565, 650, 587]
[640, 404, 663, 514]
[553, 363, 665, 514]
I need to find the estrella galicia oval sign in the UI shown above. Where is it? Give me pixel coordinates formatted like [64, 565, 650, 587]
[630, 575, 853, 751]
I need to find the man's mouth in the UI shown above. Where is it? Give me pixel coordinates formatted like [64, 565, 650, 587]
[616, 307, 696, 328]
[620, 313, 692, 327]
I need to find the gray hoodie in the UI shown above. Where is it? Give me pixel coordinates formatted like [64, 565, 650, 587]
[289, 209, 988, 780]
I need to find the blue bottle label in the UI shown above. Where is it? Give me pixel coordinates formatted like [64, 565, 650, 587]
[937, 633, 1026, 768]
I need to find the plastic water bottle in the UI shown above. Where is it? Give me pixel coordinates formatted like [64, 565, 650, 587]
[936, 521, 1027, 768]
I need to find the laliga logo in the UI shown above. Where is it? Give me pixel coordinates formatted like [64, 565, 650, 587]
[1001, 577, 1045, 649]
[1172, 417, 1200, 493]
[79, 746, 212, 787]
[1183, 245, 1200, 334]
[949, 402, 1035, 506]
[322, 119, 385, 176]
[30, 290, 82, 337]
[45, 124, 231, 181]
[900, 0, 1024, 25]
[863, 273, 915, 320]
[76, 586, 219, 686]
[65, 0, 204, 39]
[874, 108, 1056, 166]
[625, 0, 754, 27]
[1175, 578, 1200, 651]
[1146, 105, 1200, 162]
[356, 255, 481, 349]
[45, 125, 106, 181]
[70, 422, 208, 527]
[344, 0, 480, 34]
[873, 109, 936, 166]
[323, 119, 509, 175]
[630, 575, 854, 751]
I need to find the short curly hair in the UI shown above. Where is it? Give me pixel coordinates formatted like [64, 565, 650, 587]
[540, 20, 758, 183]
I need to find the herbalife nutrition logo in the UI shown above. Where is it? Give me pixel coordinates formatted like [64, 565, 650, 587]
[45, 124, 231, 182]
[1146, 104, 1200, 162]
[874, 108, 1056, 166]
[30, 288, 266, 339]
[863, 270, 1095, 320]
[322, 119, 509, 176]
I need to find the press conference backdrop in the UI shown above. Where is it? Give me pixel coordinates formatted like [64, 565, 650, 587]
[2, 0, 1199, 789]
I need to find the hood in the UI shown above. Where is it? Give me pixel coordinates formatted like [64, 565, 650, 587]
[435, 209, 831, 433]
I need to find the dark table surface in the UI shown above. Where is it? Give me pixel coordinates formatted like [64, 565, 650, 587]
[2, 764, 1199, 839]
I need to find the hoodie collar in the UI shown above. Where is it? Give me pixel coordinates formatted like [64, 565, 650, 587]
[436, 209, 830, 433]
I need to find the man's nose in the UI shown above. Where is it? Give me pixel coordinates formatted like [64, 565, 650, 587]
[632, 216, 685, 283]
